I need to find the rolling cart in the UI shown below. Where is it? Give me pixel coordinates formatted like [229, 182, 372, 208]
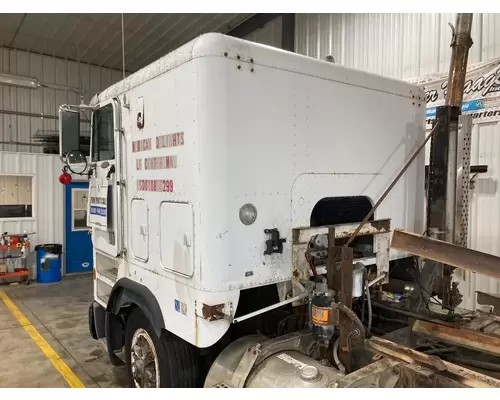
[0, 232, 32, 284]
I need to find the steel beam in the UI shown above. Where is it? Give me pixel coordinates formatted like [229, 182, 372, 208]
[294, 219, 391, 244]
[412, 319, 500, 358]
[227, 14, 282, 39]
[427, 106, 460, 243]
[454, 114, 473, 247]
[328, 240, 354, 373]
[391, 229, 500, 280]
[366, 336, 500, 388]
[337, 358, 402, 388]
[367, 336, 447, 371]
[281, 14, 295, 52]
[445, 14, 474, 107]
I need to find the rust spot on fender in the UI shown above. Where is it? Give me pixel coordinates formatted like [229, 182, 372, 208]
[202, 303, 225, 321]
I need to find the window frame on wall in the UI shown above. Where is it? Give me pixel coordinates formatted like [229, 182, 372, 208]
[0, 173, 35, 221]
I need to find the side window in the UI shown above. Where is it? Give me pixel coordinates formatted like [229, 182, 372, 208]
[92, 104, 115, 162]
[0, 175, 33, 218]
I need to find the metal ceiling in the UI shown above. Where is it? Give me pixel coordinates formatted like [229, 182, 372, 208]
[0, 13, 253, 72]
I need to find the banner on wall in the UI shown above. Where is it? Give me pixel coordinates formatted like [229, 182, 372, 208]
[408, 58, 500, 129]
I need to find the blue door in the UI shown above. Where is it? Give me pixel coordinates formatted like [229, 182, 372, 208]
[64, 182, 93, 273]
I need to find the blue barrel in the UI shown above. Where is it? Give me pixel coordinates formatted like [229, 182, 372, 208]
[35, 244, 62, 284]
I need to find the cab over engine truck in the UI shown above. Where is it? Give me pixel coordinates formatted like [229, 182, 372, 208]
[58, 33, 427, 388]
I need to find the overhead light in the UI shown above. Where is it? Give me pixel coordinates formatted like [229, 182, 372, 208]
[0, 73, 81, 93]
[0, 73, 41, 89]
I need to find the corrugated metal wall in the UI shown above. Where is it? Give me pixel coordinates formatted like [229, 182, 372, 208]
[295, 13, 500, 310]
[461, 122, 500, 308]
[0, 47, 123, 153]
[295, 13, 500, 78]
[244, 16, 283, 49]
[0, 151, 62, 278]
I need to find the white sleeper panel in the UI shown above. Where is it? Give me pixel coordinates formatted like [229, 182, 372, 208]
[131, 199, 149, 262]
[160, 202, 194, 278]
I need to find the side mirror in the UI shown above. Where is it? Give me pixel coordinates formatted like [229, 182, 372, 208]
[59, 106, 80, 159]
[66, 149, 88, 175]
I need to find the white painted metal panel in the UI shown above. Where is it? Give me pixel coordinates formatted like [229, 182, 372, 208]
[295, 13, 500, 310]
[131, 199, 149, 262]
[0, 151, 63, 278]
[160, 202, 194, 277]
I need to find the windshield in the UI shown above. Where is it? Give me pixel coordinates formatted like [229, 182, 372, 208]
[91, 104, 115, 162]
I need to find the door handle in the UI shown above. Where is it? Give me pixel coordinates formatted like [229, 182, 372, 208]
[106, 165, 116, 180]
[106, 183, 113, 230]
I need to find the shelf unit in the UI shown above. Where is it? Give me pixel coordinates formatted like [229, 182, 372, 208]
[0, 234, 32, 284]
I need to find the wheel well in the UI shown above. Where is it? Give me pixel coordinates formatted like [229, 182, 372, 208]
[230, 284, 302, 339]
[107, 278, 165, 338]
[198, 283, 305, 378]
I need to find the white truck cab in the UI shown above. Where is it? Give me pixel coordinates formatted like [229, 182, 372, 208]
[58, 33, 426, 388]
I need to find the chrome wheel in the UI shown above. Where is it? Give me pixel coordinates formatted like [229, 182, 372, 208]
[130, 328, 160, 388]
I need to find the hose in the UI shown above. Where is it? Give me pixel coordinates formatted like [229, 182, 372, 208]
[361, 290, 366, 325]
[336, 303, 366, 339]
[361, 271, 366, 325]
[304, 251, 318, 277]
[331, 303, 365, 374]
[333, 337, 346, 374]
[366, 282, 372, 335]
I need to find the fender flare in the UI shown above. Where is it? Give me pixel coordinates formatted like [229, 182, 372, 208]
[107, 277, 166, 337]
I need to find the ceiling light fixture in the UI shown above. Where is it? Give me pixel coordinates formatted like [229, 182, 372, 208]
[0, 73, 41, 89]
[0, 72, 82, 93]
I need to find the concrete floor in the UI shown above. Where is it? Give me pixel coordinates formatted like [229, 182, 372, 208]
[0, 274, 127, 388]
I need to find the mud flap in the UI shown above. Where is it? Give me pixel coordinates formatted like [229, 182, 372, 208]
[105, 311, 125, 366]
[89, 301, 106, 340]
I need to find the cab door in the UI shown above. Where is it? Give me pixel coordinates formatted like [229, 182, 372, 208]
[87, 98, 124, 258]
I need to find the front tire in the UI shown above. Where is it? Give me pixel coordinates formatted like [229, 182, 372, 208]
[124, 307, 201, 388]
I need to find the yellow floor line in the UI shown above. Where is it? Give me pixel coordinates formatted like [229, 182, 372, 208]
[0, 290, 86, 388]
